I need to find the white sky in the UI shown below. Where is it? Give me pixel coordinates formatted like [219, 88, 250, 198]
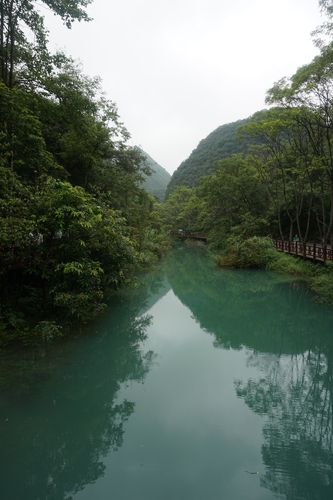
[44, 0, 323, 174]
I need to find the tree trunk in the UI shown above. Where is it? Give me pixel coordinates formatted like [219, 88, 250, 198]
[304, 195, 313, 243]
[325, 179, 333, 247]
[277, 206, 284, 240]
[0, 0, 4, 82]
[289, 218, 294, 241]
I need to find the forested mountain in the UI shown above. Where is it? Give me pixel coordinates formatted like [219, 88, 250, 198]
[167, 117, 254, 194]
[139, 149, 171, 201]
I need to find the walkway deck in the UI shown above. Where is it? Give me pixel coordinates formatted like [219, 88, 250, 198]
[275, 240, 333, 263]
[174, 231, 208, 242]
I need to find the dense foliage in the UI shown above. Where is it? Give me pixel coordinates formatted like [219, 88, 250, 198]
[0, 1, 168, 346]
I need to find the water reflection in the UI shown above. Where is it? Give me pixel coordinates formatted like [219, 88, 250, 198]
[0, 270, 168, 500]
[2, 246, 333, 500]
[167, 246, 333, 499]
[167, 246, 333, 353]
[236, 351, 333, 499]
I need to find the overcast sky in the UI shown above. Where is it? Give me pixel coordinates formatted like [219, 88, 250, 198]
[44, 0, 323, 174]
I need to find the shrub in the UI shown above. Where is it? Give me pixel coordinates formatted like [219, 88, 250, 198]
[216, 236, 277, 268]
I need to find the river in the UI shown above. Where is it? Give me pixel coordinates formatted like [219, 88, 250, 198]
[1, 245, 333, 500]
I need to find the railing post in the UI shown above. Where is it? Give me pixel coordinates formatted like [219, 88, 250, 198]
[313, 243, 316, 262]
[324, 245, 327, 263]
[288, 240, 291, 253]
[296, 241, 298, 256]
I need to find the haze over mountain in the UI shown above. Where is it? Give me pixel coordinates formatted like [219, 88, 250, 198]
[167, 117, 254, 194]
[140, 149, 171, 201]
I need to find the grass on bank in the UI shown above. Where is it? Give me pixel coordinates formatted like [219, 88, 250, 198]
[215, 236, 333, 304]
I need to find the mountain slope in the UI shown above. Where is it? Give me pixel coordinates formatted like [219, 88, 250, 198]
[140, 149, 171, 201]
[167, 117, 253, 194]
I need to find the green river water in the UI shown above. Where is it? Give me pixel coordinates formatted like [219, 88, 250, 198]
[1, 245, 333, 500]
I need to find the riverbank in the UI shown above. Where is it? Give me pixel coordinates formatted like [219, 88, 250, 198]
[0, 238, 170, 350]
[215, 236, 333, 304]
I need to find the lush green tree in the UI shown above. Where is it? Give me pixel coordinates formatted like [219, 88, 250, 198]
[241, 108, 326, 242]
[198, 155, 269, 244]
[267, 45, 333, 245]
[162, 185, 205, 233]
[0, 0, 91, 88]
[0, 2, 169, 345]
[34, 180, 137, 317]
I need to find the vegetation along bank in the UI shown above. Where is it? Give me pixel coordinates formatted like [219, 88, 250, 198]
[0, 1, 169, 347]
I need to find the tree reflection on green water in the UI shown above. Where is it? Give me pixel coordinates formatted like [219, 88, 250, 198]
[2, 246, 333, 500]
[167, 245, 333, 499]
[0, 271, 167, 500]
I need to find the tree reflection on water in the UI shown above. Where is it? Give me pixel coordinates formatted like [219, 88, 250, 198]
[167, 245, 333, 500]
[0, 269, 168, 500]
[2, 246, 333, 500]
[236, 350, 333, 499]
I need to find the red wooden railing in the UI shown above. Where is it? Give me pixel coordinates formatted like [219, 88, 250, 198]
[275, 240, 333, 262]
[173, 230, 208, 241]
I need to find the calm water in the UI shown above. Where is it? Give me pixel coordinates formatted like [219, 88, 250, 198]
[1, 246, 333, 500]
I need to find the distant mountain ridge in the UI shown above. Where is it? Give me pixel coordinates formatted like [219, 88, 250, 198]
[139, 149, 171, 201]
[166, 117, 254, 194]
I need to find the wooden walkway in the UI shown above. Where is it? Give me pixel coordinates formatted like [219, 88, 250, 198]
[275, 240, 333, 263]
[174, 231, 208, 242]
